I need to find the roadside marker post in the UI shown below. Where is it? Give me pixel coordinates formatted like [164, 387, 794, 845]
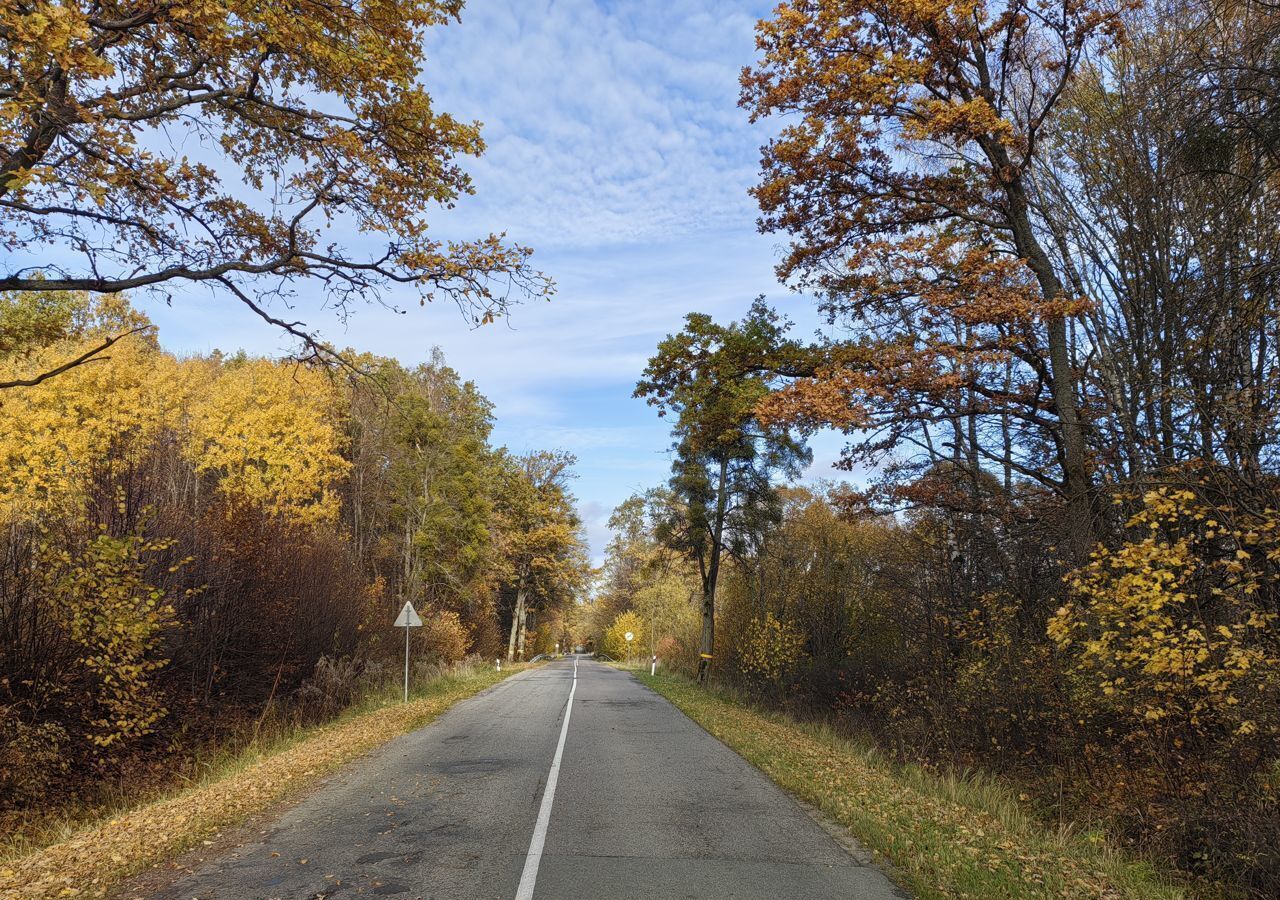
[650, 654, 657, 676]
[393, 600, 424, 702]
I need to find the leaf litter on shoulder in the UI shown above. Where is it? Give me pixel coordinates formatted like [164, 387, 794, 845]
[641, 673, 1213, 900]
[0, 667, 517, 900]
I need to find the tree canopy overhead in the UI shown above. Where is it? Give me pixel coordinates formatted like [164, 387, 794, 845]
[0, 0, 552, 358]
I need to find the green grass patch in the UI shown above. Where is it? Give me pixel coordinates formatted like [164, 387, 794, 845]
[0, 663, 527, 900]
[638, 670, 1214, 900]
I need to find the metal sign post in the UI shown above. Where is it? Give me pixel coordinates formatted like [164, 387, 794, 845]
[394, 600, 424, 702]
[624, 630, 634, 666]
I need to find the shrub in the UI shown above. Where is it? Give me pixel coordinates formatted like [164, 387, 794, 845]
[1051, 488, 1280, 743]
[421, 610, 469, 665]
[737, 612, 806, 694]
[602, 611, 646, 661]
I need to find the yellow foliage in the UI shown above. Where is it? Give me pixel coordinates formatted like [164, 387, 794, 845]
[0, 334, 185, 520]
[186, 359, 349, 524]
[602, 610, 646, 660]
[738, 612, 807, 687]
[44, 532, 179, 749]
[1050, 488, 1280, 733]
[420, 610, 470, 665]
[0, 305, 348, 528]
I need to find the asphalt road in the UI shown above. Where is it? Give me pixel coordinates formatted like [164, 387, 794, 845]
[153, 658, 908, 900]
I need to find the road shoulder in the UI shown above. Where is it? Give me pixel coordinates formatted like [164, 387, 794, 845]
[636, 670, 1192, 900]
[0, 665, 531, 900]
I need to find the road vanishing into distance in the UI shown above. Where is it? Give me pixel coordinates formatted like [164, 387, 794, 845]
[152, 658, 908, 900]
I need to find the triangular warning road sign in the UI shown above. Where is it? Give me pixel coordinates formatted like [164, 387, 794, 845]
[394, 600, 423, 627]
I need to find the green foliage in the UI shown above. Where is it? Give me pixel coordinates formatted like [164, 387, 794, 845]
[636, 299, 801, 453]
[382, 359, 499, 607]
[636, 300, 811, 679]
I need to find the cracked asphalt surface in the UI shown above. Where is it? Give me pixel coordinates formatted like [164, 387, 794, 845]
[151, 658, 908, 899]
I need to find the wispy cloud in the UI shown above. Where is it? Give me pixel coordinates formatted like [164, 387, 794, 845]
[419, 0, 774, 249]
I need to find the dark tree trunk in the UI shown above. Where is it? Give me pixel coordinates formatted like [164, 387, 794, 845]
[697, 455, 730, 684]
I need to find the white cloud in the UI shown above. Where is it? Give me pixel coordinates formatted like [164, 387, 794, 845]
[576, 499, 613, 565]
[418, 0, 775, 249]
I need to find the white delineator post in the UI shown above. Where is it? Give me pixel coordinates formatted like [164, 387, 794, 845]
[651, 654, 657, 676]
[394, 601, 424, 702]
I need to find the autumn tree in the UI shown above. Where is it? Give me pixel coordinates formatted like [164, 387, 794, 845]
[593, 493, 700, 665]
[737, 487, 890, 684]
[492, 450, 588, 661]
[597, 495, 654, 617]
[742, 0, 1132, 553]
[186, 356, 350, 525]
[0, 292, 175, 521]
[0, 0, 552, 384]
[0, 290, 593, 832]
[601, 610, 646, 663]
[0, 289, 156, 389]
[636, 300, 810, 682]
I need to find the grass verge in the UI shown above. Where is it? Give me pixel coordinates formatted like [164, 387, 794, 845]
[0, 663, 524, 900]
[638, 670, 1211, 900]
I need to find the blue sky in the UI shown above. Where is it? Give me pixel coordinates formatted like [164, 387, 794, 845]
[141, 0, 851, 560]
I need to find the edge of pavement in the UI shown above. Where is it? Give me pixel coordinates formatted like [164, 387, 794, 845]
[629, 667, 1198, 900]
[1, 661, 544, 900]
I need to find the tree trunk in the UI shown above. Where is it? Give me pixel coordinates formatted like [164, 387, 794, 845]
[517, 606, 529, 660]
[698, 455, 730, 685]
[1045, 314, 1094, 558]
[994, 157, 1094, 557]
[506, 573, 526, 662]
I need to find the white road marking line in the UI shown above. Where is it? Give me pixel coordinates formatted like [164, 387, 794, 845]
[514, 658, 577, 900]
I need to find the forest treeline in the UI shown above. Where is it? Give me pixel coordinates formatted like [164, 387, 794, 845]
[0, 291, 589, 825]
[591, 0, 1280, 895]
